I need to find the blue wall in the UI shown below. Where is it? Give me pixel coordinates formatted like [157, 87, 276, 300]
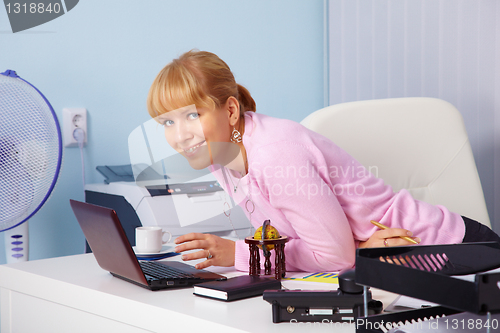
[0, 1, 325, 264]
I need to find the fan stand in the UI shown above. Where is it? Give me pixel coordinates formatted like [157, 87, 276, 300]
[4, 222, 29, 263]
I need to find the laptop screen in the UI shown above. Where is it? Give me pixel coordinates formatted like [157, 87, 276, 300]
[70, 199, 148, 286]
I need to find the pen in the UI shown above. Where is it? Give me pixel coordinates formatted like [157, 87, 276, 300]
[370, 220, 419, 244]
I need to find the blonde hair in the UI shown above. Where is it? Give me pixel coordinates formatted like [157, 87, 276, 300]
[147, 50, 256, 121]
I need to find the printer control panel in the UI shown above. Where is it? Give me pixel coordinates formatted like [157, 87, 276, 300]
[146, 181, 222, 197]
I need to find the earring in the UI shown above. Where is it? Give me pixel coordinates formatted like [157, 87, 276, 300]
[230, 128, 242, 143]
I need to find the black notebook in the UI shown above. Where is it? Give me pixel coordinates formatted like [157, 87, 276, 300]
[193, 275, 282, 301]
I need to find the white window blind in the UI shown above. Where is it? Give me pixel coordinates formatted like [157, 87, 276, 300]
[327, 0, 500, 231]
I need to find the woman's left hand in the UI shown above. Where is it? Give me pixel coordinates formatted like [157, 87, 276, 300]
[174, 233, 235, 269]
[358, 228, 421, 248]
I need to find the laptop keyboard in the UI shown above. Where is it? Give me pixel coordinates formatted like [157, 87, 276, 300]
[139, 261, 198, 280]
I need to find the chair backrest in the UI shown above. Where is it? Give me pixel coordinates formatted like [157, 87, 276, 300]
[301, 97, 490, 227]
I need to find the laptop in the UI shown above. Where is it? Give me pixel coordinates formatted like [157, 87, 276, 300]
[69, 199, 226, 291]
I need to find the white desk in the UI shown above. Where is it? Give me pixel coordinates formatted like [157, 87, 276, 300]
[0, 254, 397, 333]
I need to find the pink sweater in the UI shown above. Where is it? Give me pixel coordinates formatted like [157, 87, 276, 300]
[212, 112, 465, 272]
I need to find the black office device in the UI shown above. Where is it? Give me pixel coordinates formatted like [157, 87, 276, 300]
[263, 269, 383, 323]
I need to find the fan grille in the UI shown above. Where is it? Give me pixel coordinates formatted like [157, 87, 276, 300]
[0, 74, 61, 231]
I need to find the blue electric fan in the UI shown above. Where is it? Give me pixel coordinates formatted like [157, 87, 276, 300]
[0, 70, 62, 263]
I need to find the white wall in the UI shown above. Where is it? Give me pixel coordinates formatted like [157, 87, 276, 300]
[328, 0, 500, 232]
[0, 1, 325, 264]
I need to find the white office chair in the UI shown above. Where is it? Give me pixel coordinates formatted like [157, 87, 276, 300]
[301, 97, 491, 227]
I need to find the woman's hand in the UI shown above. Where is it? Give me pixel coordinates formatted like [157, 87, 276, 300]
[359, 228, 421, 248]
[174, 233, 235, 269]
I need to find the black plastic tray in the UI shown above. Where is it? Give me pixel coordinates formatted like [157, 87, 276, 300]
[355, 242, 500, 314]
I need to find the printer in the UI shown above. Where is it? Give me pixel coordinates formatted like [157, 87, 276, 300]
[84, 164, 252, 249]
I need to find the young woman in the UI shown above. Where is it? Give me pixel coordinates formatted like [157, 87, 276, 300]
[147, 50, 500, 273]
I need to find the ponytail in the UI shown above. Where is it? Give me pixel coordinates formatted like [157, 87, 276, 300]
[237, 84, 256, 113]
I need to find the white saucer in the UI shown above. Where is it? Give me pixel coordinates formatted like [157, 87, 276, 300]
[133, 246, 173, 257]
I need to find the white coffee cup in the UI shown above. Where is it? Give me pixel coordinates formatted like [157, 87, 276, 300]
[135, 227, 172, 253]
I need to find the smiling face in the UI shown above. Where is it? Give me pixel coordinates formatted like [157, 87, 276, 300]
[147, 51, 249, 173]
[157, 104, 233, 170]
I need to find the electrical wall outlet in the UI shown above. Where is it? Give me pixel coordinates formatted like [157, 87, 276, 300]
[63, 108, 87, 148]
